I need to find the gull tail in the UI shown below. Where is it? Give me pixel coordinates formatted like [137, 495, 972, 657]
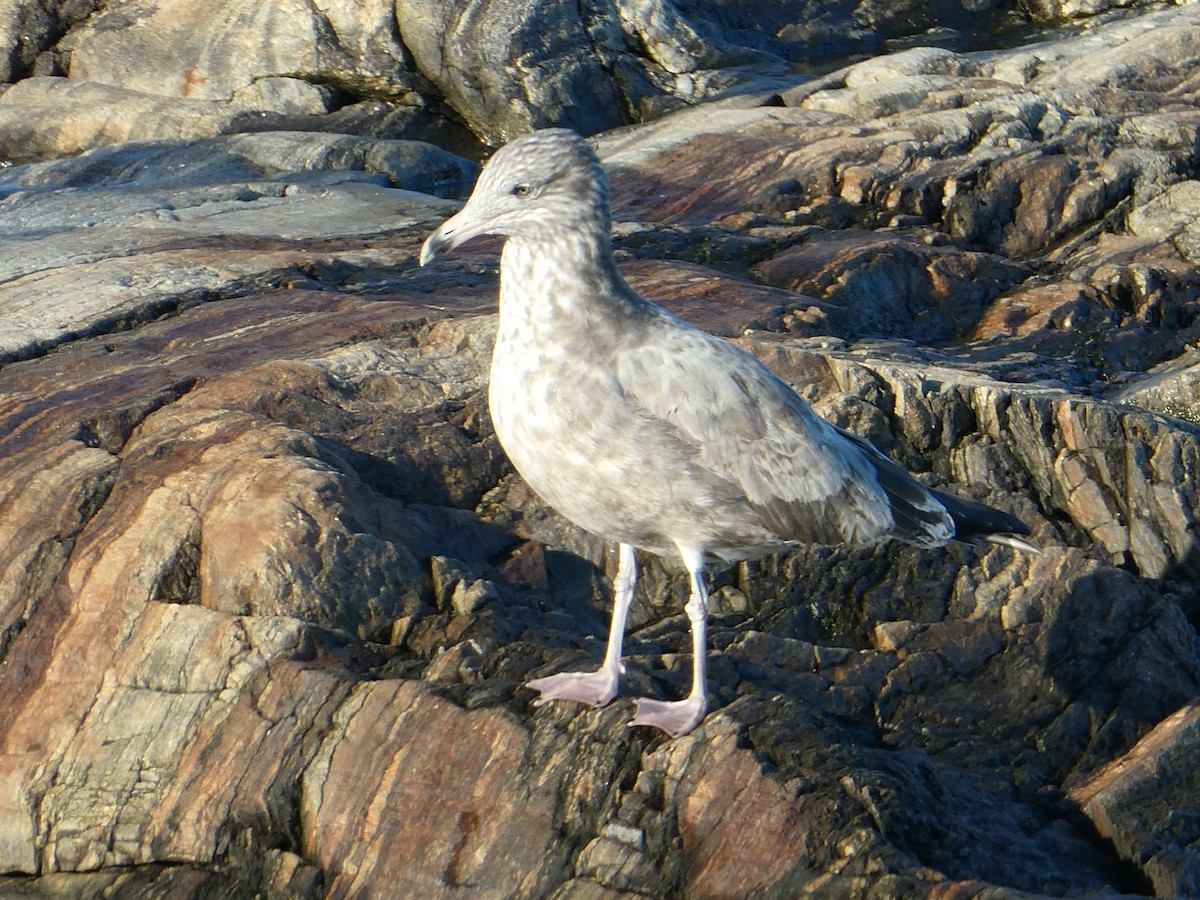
[833, 425, 1039, 554]
[931, 488, 1041, 555]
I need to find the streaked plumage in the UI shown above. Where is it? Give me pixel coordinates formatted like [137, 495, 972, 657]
[420, 128, 1035, 737]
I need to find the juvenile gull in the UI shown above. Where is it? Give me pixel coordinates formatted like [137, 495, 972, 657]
[420, 129, 1035, 737]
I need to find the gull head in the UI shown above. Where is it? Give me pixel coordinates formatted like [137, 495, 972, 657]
[420, 129, 610, 265]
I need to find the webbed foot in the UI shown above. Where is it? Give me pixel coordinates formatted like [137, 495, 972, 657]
[527, 668, 621, 708]
[628, 695, 707, 737]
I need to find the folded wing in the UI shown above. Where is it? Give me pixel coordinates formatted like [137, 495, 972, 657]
[615, 323, 955, 550]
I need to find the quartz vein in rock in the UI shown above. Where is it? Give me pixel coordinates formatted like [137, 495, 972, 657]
[420, 128, 1034, 736]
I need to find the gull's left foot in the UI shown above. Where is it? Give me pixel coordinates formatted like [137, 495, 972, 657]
[527, 668, 620, 708]
[628, 695, 707, 737]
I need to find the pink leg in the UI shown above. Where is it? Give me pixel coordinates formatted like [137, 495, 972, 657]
[527, 543, 636, 709]
[628, 546, 709, 737]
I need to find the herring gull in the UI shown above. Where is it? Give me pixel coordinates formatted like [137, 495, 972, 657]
[420, 128, 1036, 737]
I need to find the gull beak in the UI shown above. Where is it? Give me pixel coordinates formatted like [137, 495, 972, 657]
[420, 205, 495, 266]
[419, 227, 452, 266]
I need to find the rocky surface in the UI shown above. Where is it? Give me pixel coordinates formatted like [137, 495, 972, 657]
[0, 0, 1175, 157]
[2, 2, 1200, 899]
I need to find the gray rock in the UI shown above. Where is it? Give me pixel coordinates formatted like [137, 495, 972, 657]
[395, 0, 630, 142]
[62, 0, 407, 102]
[1127, 179, 1200, 244]
[0, 131, 476, 364]
[5, 0, 1176, 157]
[0, 0, 96, 83]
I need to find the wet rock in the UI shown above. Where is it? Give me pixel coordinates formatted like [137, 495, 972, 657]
[1112, 349, 1200, 425]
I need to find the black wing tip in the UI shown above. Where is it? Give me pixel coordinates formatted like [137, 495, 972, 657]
[832, 425, 1036, 550]
[932, 488, 1034, 541]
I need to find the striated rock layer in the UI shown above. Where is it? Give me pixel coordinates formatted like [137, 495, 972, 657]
[0, 0, 1170, 156]
[2, 3, 1200, 898]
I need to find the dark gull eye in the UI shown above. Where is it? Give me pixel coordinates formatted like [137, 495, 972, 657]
[511, 183, 532, 198]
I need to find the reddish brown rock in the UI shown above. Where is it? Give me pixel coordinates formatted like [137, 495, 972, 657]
[752, 230, 1031, 342]
[302, 681, 561, 899]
